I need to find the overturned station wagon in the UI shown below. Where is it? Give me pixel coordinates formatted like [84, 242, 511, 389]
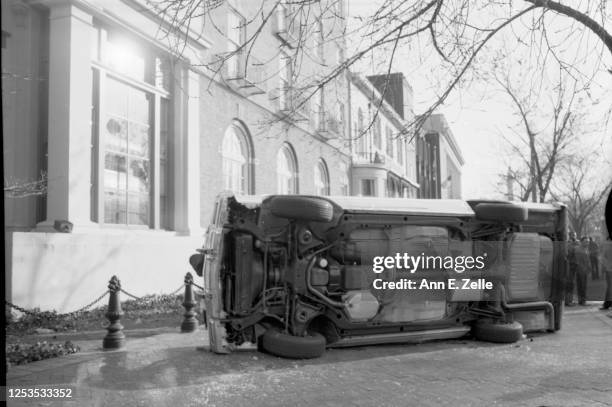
[190, 194, 567, 358]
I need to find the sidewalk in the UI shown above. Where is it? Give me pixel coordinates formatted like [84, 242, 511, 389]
[563, 301, 612, 315]
[6, 326, 210, 406]
[6, 305, 612, 407]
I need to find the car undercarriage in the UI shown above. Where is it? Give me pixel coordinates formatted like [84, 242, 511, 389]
[192, 194, 567, 358]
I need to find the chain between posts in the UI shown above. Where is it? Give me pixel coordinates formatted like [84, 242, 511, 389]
[119, 287, 142, 301]
[6, 279, 198, 318]
[170, 284, 186, 296]
[5, 289, 110, 318]
[5, 301, 41, 317]
[68, 290, 110, 316]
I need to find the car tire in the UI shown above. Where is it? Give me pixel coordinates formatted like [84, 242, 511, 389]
[474, 203, 528, 222]
[261, 329, 326, 359]
[472, 320, 523, 343]
[269, 196, 334, 223]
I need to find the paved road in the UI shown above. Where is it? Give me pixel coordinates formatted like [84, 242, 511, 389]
[6, 306, 612, 407]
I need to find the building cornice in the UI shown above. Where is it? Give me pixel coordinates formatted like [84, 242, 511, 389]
[349, 71, 411, 137]
[420, 114, 465, 166]
[120, 0, 213, 50]
[33, 0, 211, 59]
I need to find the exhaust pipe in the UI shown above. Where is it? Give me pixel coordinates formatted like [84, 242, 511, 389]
[499, 285, 555, 332]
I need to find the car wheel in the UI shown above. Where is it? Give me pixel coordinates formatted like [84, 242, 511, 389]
[474, 203, 528, 222]
[269, 196, 334, 223]
[472, 320, 523, 343]
[261, 329, 326, 359]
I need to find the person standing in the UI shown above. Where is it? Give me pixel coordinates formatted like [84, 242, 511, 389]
[566, 232, 579, 306]
[600, 239, 612, 311]
[588, 237, 600, 280]
[574, 237, 591, 305]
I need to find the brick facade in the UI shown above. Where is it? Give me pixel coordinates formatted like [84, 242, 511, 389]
[197, 79, 351, 224]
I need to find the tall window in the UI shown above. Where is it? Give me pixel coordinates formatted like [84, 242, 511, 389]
[277, 143, 298, 194]
[279, 51, 292, 110]
[337, 101, 345, 136]
[277, 0, 296, 37]
[407, 142, 416, 180]
[222, 123, 252, 194]
[386, 127, 394, 158]
[336, 43, 345, 64]
[373, 117, 382, 150]
[313, 89, 324, 130]
[227, 9, 246, 77]
[334, 0, 344, 18]
[314, 19, 324, 61]
[102, 79, 152, 225]
[397, 136, 404, 165]
[339, 161, 349, 195]
[314, 159, 330, 195]
[361, 179, 376, 197]
[91, 26, 172, 228]
[357, 108, 365, 154]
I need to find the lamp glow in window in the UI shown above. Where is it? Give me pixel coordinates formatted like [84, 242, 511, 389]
[105, 35, 146, 82]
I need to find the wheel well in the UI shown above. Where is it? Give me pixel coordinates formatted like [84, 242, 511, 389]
[307, 315, 340, 344]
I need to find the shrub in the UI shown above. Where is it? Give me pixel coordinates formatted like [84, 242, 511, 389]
[5, 310, 78, 334]
[6, 341, 80, 367]
[5, 293, 189, 335]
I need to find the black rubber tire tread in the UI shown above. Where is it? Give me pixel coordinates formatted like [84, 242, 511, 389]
[473, 320, 523, 343]
[261, 329, 326, 359]
[474, 203, 528, 223]
[269, 196, 334, 222]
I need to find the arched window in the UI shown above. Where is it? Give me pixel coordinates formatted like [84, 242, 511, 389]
[222, 123, 252, 194]
[314, 159, 330, 196]
[277, 143, 298, 194]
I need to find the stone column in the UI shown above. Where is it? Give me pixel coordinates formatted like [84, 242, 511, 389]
[37, 2, 95, 232]
[174, 66, 203, 235]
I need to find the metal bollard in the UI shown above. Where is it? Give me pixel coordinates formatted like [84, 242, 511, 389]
[181, 272, 198, 333]
[103, 276, 126, 349]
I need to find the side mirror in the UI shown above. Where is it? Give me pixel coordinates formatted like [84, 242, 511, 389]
[189, 253, 204, 277]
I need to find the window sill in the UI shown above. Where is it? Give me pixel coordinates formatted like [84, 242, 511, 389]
[34, 221, 179, 236]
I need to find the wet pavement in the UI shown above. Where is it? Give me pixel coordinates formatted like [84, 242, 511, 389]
[6, 305, 612, 407]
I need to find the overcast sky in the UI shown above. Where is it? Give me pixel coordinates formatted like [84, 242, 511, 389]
[346, 0, 612, 199]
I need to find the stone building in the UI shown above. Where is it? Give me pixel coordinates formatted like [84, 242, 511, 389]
[2, 0, 351, 310]
[348, 72, 419, 198]
[417, 114, 464, 199]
